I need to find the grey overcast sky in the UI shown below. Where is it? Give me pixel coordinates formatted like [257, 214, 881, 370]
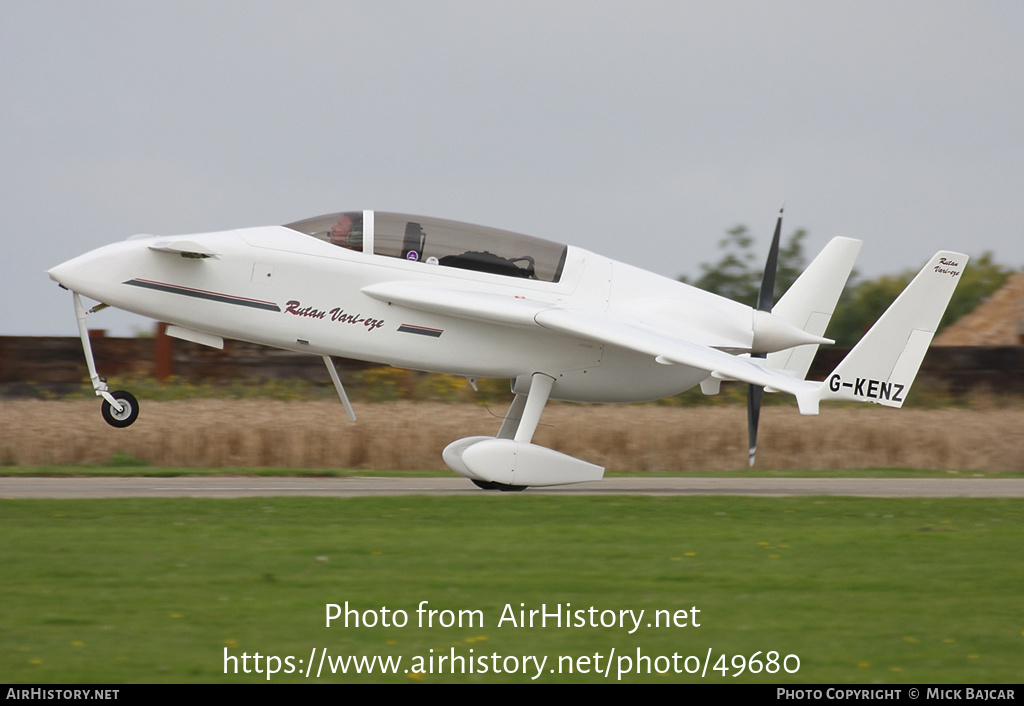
[3, 1, 1023, 336]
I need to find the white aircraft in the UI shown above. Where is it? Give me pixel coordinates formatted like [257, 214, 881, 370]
[48, 209, 967, 490]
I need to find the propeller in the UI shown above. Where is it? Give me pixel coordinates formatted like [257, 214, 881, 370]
[747, 204, 784, 466]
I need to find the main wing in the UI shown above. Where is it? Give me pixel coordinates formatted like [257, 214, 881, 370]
[533, 307, 822, 413]
[362, 280, 821, 411]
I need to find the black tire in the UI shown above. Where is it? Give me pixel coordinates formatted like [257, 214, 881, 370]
[496, 483, 527, 492]
[101, 391, 139, 428]
[471, 479, 527, 492]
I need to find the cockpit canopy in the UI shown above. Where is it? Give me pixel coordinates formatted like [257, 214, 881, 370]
[284, 211, 567, 283]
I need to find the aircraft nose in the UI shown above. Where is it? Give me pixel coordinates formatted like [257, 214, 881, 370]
[47, 258, 77, 287]
[46, 243, 123, 296]
[47, 250, 103, 290]
[48, 259, 71, 282]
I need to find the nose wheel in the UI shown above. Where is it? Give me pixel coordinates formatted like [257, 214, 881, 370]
[101, 391, 139, 428]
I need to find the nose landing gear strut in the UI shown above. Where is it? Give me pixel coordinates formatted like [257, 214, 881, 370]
[72, 291, 139, 428]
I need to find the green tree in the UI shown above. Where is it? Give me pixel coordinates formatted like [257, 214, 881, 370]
[679, 225, 808, 307]
[826, 272, 913, 346]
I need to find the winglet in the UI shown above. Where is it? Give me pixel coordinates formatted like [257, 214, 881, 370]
[767, 236, 861, 378]
[815, 251, 968, 410]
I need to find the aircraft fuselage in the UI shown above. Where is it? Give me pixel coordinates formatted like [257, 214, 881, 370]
[49, 220, 753, 403]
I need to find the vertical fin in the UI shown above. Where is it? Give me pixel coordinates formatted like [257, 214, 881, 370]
[768, 237, 861, 378]
[818, 251, 968, 408]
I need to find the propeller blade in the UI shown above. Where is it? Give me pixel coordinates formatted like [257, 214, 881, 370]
[756, 204, 784, 313]
[748, 204, 783, 466]
[747, 382, 762, 466]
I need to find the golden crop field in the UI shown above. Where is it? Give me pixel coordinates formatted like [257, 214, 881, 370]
[3, 399, 1022, 471]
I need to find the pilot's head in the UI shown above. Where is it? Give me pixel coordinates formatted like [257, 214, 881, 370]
[330, 215, 362, 250]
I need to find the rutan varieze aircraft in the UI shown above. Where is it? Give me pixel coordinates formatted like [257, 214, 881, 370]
[48, 208, 967, 490]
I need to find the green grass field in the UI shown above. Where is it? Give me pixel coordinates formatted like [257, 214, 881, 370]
[1, 495, 1021, 683]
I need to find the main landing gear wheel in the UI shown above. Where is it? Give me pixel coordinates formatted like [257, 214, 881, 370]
[101, 391, 139, 428]
[471, 480, 527, 492]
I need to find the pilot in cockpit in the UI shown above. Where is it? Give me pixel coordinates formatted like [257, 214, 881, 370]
[329, 213, 363, 251]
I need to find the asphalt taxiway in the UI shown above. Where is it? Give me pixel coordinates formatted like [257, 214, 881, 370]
[2, 476, 1023, 498]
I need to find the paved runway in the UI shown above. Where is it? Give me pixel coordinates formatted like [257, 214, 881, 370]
[2, 476, 1023, 498]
